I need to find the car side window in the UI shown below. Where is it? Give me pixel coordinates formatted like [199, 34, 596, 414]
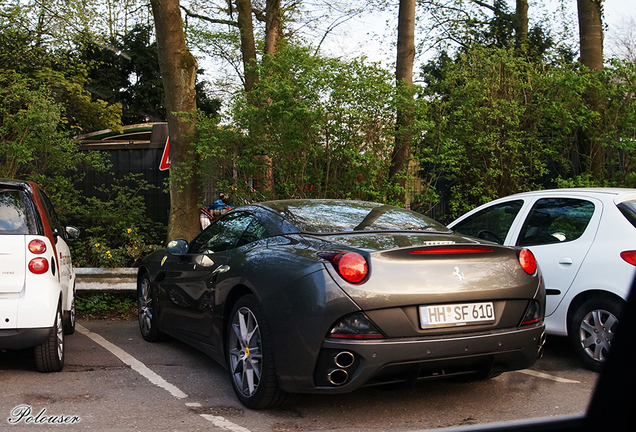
[516, 198, 595, 246]
[37, 190, 64, 238]
[236, 219, 268, 247]
[190, 212, 253, 254]
[452, 200, 524, 244]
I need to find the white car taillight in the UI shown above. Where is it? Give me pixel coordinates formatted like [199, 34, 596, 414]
[620, 250, 636, 266]
[28, 239, 47, 254]
[28, 257, 49, 274]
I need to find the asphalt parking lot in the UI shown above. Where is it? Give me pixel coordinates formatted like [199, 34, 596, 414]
[1, 319, 598, 431]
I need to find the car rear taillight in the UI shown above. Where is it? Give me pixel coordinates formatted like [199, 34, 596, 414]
[28, 257, 49, 274]
[520, 300, 542, 327]
[319, 251, 368, 284]
[620, 250, 636, 266]
[28, 239, 47, 254]
[518, 249, 537, 275]
[408, 246, 494, 254]
[329, 313, 384, 339]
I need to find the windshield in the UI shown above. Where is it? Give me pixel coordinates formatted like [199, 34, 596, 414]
[260, 199, 449, 233]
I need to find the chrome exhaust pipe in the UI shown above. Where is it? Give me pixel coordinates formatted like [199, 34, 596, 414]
[334, 351, 355, 368]
[328, 369, 349, 386]
[537, 331, 546, 359]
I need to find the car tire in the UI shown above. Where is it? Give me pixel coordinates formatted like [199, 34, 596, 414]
[63, 293, 76, 335]
[34, 300, 65, 372]
[570, 295, 624, 372]
[226, 295, 287, 409]
[138, 273, 163, 342]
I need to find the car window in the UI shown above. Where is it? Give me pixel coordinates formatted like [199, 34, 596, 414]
[617, 201, 636, 229]
[190, 212, 253, 254]
[451, 200, 524, 244]
[37, 190, 64, 237]
[261, 200, 448, 233]
[236, 219, 268, 247]
[516, 198, 595, 246]
[0, 188, 40, 235]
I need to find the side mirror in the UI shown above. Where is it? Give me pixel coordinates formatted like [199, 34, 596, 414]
[65, 225, 80, 240]
[167, 239, 189, 255]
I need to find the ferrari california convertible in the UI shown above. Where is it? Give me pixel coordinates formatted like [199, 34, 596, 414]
[137, 200, 545, 409]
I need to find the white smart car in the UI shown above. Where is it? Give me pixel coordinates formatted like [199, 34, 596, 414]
[448, 188, 636, 371]
[0, 179, 79, 372]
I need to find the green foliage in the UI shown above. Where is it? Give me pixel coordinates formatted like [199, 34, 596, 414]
[194, 45, 406, 204]
[69, 174, 165, 268]
[419, 46, 636, 221]
[78, 24, 220, 124]
[0, 2, 123, 134]
[0, 69, 112, 217]
[75, 292, 136, 320]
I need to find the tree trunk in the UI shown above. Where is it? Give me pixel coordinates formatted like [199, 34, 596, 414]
[236, 0, 258, 92]
[150, 0, 200, 241]
[577, 0, 604, 71]
[515, 0, 529, 45]
[265, 0, 281, 56]
[390, 0, 416, 205]
[576, 0, 604, 178]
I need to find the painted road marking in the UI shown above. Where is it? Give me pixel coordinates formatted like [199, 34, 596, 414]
[77, 324, 255, 431]
[517, 369, 580, 384]
[76, 324, 188, 398]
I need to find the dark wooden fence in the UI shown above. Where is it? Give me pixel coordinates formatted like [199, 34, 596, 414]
[77, 123, 170, 226]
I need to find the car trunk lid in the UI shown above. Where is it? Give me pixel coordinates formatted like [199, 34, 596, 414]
[0, 236, 26, 293]
[322, 233, 539, 311]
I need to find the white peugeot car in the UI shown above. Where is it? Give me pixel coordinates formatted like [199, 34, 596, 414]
[0, 179, 79, 372]
[448, 188, 636, 371]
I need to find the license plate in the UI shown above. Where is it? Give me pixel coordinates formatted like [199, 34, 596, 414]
[419, 302, 495, 328]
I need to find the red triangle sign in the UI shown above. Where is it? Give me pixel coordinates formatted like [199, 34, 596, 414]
[159, 138, 170, 171]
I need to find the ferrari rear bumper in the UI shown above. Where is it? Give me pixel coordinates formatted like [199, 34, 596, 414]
[295, 324, 545, 393]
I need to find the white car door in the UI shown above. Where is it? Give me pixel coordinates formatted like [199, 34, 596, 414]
[511, 196, 602, 316]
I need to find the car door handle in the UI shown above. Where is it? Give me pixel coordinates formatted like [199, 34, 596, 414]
[559, 257, 573, 265]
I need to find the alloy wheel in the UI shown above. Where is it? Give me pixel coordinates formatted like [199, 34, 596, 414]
[138, 276, 153, 337]
[578, 308, 618, 363]
[228, 306, 263, 397]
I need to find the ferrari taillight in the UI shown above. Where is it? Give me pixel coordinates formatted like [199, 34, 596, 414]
[518, 249, 537, 275]
[319, 251, 368, 284]
[28, 257, 49, 274]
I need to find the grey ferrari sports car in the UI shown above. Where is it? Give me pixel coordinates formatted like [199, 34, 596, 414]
[137, 199, 545, 409]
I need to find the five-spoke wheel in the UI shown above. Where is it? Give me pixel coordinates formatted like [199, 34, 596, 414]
[138, 273, 162, 342]
[227, 295, 286, 409]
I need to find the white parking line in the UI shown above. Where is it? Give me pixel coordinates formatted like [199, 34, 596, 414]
[516, 369, 580, 383]
[76, 324, 188, 398]
[76, 324, 255, 431]
[201, 415, 253, 432]
[77, 324, 255, 431]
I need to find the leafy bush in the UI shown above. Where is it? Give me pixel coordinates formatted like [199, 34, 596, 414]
[68, 174, 165, 268]
[75, 292, 136, 320]
[193, 45, 406, 205]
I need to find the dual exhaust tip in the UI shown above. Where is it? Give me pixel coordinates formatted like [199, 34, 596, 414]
[327, 351, 355, 386]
